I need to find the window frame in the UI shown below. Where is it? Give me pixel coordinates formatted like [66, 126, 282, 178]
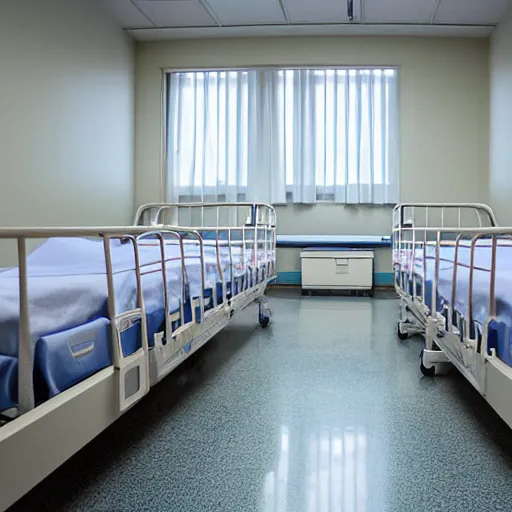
[163, 65, 400, 204]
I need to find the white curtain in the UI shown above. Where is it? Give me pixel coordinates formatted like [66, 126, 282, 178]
[167, 68, 399, 204]
[167, 71, 248, 203]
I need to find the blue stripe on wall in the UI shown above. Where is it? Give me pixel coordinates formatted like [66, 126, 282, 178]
[374, 272, 394, 286]
[275, 271, 302, 285]
[274, 271, 394, 287]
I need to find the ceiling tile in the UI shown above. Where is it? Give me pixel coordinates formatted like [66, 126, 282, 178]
[206, 0, 286, 25]
[285, 0, 360, 23]
[364, 0, 438, 23]
[434, 0, 509, 25]
[105, 0, 154, 28]
[134, 0, 217, 27]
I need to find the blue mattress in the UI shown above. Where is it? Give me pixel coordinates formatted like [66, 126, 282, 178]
[409, 242, 512, 366]
[0, 237, 269, 412]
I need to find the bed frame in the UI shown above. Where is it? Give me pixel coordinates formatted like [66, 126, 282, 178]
[393, 203, 496, 340]
[393, 203, 512, 430]
[0, 202, 276, 511]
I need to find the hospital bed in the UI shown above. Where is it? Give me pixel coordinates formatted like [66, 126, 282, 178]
[392, 203, 512, 430]
[393, 203, 496, 341]
[0, 202, 276, 511]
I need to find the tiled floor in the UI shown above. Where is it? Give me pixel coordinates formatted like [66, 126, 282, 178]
[9, 290, 512, 511]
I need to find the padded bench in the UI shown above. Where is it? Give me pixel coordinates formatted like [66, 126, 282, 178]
[276, 234, 391, 248]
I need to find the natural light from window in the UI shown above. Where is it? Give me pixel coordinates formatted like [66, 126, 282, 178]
[167, 67, 398, 204]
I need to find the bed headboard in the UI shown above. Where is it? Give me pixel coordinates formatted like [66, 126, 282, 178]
[133, 202, 276, 230]
[393, 203, 497, 231]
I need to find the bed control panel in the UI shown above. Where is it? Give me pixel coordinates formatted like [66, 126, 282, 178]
[300, 248, 374, 296]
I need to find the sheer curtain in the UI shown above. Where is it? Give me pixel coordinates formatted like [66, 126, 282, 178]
[166, 68, 399, 204]
[167, 71, 249, 202]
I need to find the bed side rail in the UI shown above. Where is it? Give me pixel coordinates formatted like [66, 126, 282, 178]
[134, 201, 277, 289]
[394, 223, 511, 355]
[392, 203, 497, 299]
[0, 225, 206, 419]
[0, 203, 278, 421]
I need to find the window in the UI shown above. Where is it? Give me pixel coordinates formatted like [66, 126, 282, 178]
[166, 68, 398, 204]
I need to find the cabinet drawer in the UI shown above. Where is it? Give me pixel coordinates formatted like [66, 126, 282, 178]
[301, 257, 373, 289]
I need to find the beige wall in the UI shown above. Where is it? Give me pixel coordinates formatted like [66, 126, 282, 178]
[275, 204, 393, 274]
[490, 6, 512, 225]
[135, 36, 490, 275]
[0, 0, 135, 229]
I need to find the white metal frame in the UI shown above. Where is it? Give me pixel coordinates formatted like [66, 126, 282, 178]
[0, 202, 276, 511]
[392, 203, 512, 430]
[392, 203, 497, 340]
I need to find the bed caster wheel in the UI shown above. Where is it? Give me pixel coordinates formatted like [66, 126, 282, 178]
[258, 298, 271, 328]
[420, 349, 436, 377]
[397, 321, 409, 341]
[259, 315, 270, 328]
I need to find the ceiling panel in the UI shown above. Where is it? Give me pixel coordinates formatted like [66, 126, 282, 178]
[206, 0, 286, 25]
[285, 0, 359, 23]
[105, 0, 154, 28]
[364, 0, 438, 23]
[434, 0, 509, 25]
[134, 0, 217, 27]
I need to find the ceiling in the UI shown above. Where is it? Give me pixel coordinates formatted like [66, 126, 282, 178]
[105, 0, 510, 40]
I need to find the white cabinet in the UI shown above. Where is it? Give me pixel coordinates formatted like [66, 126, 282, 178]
[300, 249, 374, 293]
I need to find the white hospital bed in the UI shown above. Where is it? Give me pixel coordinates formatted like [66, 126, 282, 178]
[392, 203, 512, 431]
[0, 202, 276, 511]
[393, 203, 496, 340]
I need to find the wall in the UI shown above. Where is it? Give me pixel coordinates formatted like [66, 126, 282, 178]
[490, 5, 512, 224]
[0, 0, 135, 230]
[135, 37, 490, 282]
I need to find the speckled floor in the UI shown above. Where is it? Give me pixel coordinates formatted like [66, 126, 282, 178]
[9, 290, 512, 512]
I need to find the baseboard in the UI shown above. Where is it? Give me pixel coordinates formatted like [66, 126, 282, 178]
[275, 271, 302, 285]
[274, 271, 394, 287]
[374, 272, 394, 286]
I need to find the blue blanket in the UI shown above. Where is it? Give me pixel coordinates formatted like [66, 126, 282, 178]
[0, 238, 248, 358]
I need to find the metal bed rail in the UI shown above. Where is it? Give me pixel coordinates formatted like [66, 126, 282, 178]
[0, 211, 278, 511]
[132, 203, 277, 385]
[392, 203, 497, 304]
[133, 202, 278, 295]
[0, 225, 207, 417]
[133, 202, 276, 228]
[1, 203, 277, 420]
[0, 226, 229, 418]
[392, 202, 496, 230]
[394, 225, 512, 353]
[391, 205, 512, 407]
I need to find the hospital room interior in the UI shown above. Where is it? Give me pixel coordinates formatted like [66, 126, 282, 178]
[1, 0, 512, 510]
